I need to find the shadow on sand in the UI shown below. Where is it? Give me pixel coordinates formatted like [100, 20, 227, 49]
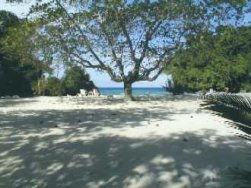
[0, 98, 38, 108]
[0, 99, 250, 188]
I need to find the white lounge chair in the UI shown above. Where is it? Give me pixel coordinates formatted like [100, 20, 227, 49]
[80, 89, 87, 96]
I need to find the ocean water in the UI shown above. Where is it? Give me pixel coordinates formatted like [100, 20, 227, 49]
[99, 87, 167, 96]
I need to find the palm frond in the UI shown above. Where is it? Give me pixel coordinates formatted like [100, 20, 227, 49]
[204, 93, 251, 112]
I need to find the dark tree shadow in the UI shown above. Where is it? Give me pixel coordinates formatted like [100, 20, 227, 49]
[0, 98, 38, 107]
[0, 128, 250, 188]
[0, 104, 191, 130]
[223, 168, 251, 188]
[0, 98, 251, 188]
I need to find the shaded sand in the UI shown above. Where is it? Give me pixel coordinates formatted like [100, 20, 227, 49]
[0, 96, 250, 188]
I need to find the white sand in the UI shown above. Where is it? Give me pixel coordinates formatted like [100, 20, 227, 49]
[0, 96, 250, 188]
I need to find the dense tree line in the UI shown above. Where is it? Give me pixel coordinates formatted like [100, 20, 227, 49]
[0, 10, 95, 97]
[0, 10, 37, 96]
[167, 25, 251, 93]
[1, 0, 250, 98]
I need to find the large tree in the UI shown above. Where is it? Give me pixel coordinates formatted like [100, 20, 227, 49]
[28, 0, 248, 100]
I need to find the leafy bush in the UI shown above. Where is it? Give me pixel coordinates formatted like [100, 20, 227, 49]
[165, 79, 185, 95]
[45, 77, 62, 96]
[62, 66, 95, 95]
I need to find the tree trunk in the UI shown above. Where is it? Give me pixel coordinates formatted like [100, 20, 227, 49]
[124, 82, 134, 101]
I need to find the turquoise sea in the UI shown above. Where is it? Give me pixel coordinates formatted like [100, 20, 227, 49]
[99, 87, 166, 96]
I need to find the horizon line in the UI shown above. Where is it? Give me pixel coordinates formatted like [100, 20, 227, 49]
[98, 86, 165, 88]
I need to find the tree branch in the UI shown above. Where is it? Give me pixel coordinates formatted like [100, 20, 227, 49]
[98, 21, 125, 79]
[131, 20, 163, 80]
[54, 0, 106, 69]
[139, 20, 163, 62]
[119, 16, 137, 62]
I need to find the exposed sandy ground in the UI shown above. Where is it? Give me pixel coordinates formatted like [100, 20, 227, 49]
[0, 96, 250, 188]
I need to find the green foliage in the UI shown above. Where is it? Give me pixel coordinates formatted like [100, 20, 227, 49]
[165, 79, 185, 95]
[241, 82, 251, 92]
[27, 0, 248, 100]
[1, 10, 57, 96]
[168, 26, 251, 93]
[43, 66, 96, 96]
[0, 10, 19, 37]
[0, 10, 37, 97]
[0, 11, 96, 97]
[62, 66, 95, 96]
[2, 19, 53, 73]
[45, 77, 62, 96]
[0, 60, 35, 96]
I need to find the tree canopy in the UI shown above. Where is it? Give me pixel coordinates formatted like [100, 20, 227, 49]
[26, 0, 248, 100]
[0, 10, 19, 37]
[167, 25, 251, 93]
[0, 10, 37, 96]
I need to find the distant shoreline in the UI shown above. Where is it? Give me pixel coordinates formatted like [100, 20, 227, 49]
[99, 87, 164, 89]
[99, 87, 167, 96]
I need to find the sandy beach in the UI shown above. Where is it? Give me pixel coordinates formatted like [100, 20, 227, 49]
[0, 96, 250, 188]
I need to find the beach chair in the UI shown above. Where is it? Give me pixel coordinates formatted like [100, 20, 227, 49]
[107, 95, 113, 100]
[93, 88, 101, 96]
[80, 89, 87, 96]
[88, 91, 94, 96]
